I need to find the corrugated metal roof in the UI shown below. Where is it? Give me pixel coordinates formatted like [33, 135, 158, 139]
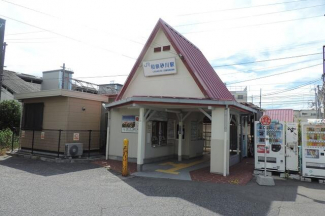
[264, 109, 294, 122]
[116, 19, 234, 101]
[2, 70, 41, 94]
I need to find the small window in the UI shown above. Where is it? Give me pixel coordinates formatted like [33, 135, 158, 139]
[237, 95, 244, 99]
[301, 113, 308, 116]
[154, 47, 161, 53]
[22, 103, 44, 130]
[311, 113, 316, 116]
[163, 45, 170, 51]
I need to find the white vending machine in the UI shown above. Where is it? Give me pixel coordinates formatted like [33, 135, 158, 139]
[302, 122, 325, 178]
[285, 122, 299, 172]
[255, 121, 285, 172]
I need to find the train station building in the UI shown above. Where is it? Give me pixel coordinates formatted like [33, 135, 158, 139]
[105, 19, 256, 176]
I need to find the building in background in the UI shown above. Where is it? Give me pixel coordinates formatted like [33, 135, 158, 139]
[293, 109, 321, 123]
[0, 70, 41, 101]
[14, 69, 122, 156]
[229, 86, 248, 103]
[264, 109, 294, 122]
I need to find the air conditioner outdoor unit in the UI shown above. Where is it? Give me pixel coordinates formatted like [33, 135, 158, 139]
[65, 143, 83, 157]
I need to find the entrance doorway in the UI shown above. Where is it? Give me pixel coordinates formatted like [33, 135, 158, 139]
[203, 116, 211, 153]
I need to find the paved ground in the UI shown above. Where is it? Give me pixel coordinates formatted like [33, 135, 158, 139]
[190, 158, 254, 185]
[132, 155, 210, 180]
[1, 155, 325, 216]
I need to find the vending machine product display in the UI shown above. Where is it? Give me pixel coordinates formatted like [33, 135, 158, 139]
[285, 122, 299, 171]
[302, 122, 325, 178]
[254, 121, 285, 172]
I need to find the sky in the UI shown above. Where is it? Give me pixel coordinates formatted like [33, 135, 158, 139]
[1, 0, 325, 110]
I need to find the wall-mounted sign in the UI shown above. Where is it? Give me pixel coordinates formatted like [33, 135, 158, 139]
[122, 115, 139, 133]
[41, 132, 45, 140]
[73, 133, 80, 141]
[143, 58, 176, 77]
[21, 130, 25, 138]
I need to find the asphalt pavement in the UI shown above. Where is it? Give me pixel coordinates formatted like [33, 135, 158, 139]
[1, 155, 325, 216]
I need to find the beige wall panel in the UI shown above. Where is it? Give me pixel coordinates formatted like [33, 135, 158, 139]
[122, 29, 205, 99]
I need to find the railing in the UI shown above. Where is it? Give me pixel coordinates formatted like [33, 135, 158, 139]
[18, 129, 107, 158]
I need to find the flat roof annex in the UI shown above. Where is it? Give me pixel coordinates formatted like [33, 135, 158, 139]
[116, 18, 234, 102]
[14, 89, 108, 102]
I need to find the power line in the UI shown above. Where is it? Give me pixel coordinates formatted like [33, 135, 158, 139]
[182, 15, 323, 34]
[5, 30, 45, 36]
[176, 0, 317, 16]
[175, 3, 325, 27]
[0, 1, 180, 56]
[0, 14, 138, 60]
[227, 64, 322, 85]
[213, 52, 322, 68]
[249, 79, 320, 98]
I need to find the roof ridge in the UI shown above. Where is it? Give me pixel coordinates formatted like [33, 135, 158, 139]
[159, 18, 201, 52]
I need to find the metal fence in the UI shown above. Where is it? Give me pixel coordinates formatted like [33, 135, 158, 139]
[18, 129, 107, 158]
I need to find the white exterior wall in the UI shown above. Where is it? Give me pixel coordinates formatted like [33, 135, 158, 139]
[122, 29, 205, 99]
[109, 108, 139, 161]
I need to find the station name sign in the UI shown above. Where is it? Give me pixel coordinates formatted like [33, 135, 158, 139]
[143, 58, 177, 77]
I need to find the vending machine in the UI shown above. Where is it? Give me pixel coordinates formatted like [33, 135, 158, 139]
[254, 121, 285, 172]
[285, 122, 299, 172]
[302, 122, 325, 178]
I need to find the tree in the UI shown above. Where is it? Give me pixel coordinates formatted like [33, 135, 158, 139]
[0, 100, 21, 130]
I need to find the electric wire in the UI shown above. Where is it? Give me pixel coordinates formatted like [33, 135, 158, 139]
[175, 3, 325, 27]
[176, 0, 319, 16]
[182, 15, 323, 34]
[213, 52, 322, 68]
[226, 64, 322, 85]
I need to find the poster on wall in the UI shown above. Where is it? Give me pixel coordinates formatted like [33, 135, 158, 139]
[122, 115, 139, 133]
[41, 132, 45, 140]
[73, 133, 80, 141]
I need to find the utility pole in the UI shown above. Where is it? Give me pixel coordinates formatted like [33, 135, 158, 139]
[0, 18, 6, 102]
[0, 43, 7, 102]
[61, 63, 65, 89]
[323, 45, 325, 118]
[315, 87, 319, 118]
[260, 89, 262, 109]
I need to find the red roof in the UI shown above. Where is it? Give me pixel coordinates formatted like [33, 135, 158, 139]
[264, 109, 294, 122]
[116, 19, 234, 101]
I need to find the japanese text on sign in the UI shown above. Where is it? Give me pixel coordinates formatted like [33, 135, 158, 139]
[143, 58, 177, 77]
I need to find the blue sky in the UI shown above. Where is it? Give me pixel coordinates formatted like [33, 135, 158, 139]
[1, 0, 324, 110]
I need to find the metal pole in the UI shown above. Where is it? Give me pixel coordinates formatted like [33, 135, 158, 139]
[11, 127, 15, 152]
[61, 63, 65, 89]
[0, 42, 7, 101]
[57, 130, 62, 158]
[264, 125, 267, 177]
[315, 87, 318, 118]
[88, 130, 92, 158]
[31, 130, 35, 155]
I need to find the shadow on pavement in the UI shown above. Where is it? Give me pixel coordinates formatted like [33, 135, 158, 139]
[0, 156, 99, 176]
[121, 172, 325, 215]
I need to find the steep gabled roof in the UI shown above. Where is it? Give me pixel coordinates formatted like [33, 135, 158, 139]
[116, 18, 234, 101]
